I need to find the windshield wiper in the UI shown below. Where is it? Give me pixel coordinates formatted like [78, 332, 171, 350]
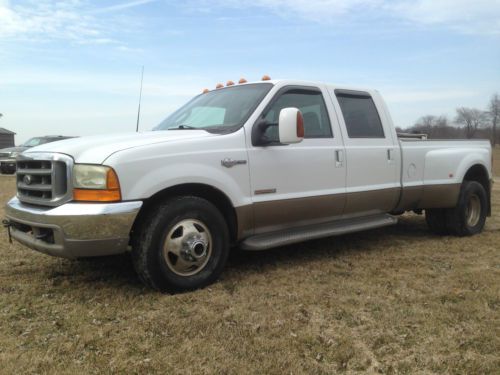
[167, 124, 201, 130]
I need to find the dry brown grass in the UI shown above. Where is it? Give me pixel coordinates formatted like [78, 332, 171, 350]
[0, 151, 499, 374]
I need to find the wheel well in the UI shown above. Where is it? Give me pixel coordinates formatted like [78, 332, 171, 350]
[130, 183, 238, 244]
[463, 164, 491, 215]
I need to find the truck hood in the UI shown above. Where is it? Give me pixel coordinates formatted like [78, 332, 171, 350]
[25, 130, 216, 164]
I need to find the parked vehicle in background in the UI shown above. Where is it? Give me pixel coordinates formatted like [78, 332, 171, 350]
[3, 78, 493, 293]
[0, 136, 75, 174]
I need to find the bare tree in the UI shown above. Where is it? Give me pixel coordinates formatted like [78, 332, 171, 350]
[455, 107, 488, 139]
[488, 93, 500, 146]
[411, 115, 459, 139]
[413, 115, 436, 135]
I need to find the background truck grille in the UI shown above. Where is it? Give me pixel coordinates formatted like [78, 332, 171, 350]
[0, 152, 10, 158]
[16, 154, 72, 206]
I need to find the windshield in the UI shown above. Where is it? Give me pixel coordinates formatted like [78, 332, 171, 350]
[21, 137, 46, 147]
[155, 83, 273, 133]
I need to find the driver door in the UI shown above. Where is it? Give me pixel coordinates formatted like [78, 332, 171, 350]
[245, 85, 346, 234]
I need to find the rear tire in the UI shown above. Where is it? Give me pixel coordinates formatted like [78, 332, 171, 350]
[131, 196, 230, 293]
[445, 181, 487, 236]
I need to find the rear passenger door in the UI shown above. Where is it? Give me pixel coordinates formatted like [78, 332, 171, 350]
[329, 89, 400, 217]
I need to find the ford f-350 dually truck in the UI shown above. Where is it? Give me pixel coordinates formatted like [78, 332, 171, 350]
[4, 79, 493, 292]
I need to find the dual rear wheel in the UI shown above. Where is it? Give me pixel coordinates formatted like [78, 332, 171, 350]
[426, 181, 488, 236]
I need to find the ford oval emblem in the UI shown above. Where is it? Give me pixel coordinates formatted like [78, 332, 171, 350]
[23, 175, 33, 185]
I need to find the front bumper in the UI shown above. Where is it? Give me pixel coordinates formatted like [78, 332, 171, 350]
[4, 197, 142, 259]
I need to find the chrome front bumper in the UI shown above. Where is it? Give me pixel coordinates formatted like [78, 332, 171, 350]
[4, 197, 142, 259]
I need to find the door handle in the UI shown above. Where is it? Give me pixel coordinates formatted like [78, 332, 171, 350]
[387, 149, 394, 162]
[335, 149, 344, 167]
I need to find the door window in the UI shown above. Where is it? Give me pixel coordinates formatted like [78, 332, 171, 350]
[263, 89, 332, 141]
[336, 92, 385, 138]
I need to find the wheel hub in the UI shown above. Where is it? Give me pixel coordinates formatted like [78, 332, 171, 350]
[163, 219, 212, 276]
[466, 194, 481, 227]
[183, 237, 208, 260]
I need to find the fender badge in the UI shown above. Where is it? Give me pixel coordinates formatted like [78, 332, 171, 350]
[221, 158, 247, 168]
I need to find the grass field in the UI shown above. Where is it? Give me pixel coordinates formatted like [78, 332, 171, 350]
[0, 150, 499, 374]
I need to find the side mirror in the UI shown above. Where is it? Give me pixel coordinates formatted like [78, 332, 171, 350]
[278, 107, 304, 144]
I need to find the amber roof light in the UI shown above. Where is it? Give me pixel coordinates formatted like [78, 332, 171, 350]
[261, 75, 271, 81]
[238, 78, 248, 84]
[226, 80, 235, 86]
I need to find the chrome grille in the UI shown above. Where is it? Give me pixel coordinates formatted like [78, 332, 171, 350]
[0, 152, 10, 158]
[16, 153, 73, 206]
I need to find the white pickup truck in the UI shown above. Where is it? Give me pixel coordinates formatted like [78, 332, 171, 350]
[4, 79, 493, 292]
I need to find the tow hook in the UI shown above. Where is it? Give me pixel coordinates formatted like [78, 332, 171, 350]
[2, 219, 13, 244]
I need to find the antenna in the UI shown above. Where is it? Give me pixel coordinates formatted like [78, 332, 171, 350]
[136, 66, 144, 132]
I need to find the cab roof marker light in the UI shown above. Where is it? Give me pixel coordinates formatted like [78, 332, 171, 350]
[215, 83, 224, 89]
[262, 75, 271, 81]
[202, 88, 209, 93]
[238, 78, 247, 84]
[226, 80, 235, 86]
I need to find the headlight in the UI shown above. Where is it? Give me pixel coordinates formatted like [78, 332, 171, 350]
[72, 164, 121, 202]
[9, 152, 19, 158]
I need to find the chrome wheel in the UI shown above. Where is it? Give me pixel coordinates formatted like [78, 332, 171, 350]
[162, 219, 212, 276]
[465, 194, 481, 227]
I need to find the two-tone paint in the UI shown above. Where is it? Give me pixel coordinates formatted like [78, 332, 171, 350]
[5, 79, 493, 258]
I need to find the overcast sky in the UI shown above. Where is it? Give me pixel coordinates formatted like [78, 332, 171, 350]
[1, 0, 499, 144]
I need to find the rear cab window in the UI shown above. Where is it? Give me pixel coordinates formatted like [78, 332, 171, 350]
[335, 90, 385, 138]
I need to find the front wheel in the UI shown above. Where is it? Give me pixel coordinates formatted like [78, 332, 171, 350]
[132, 196, 230, 293]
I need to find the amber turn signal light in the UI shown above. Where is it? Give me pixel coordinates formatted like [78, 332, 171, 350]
[73, 189, 121, 202]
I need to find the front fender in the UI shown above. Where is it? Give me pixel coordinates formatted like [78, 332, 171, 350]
[121, 161, 252, 207]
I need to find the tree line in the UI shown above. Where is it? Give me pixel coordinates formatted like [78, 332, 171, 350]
[399, 93, 500, 146]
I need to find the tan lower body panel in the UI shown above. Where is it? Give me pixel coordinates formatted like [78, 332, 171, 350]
[395, 183, 461, 211]
[235, 205, 254, 239]
[343, 187, 400, 216]
[235, 184, 461, 241]
[251, 193, 346, 235]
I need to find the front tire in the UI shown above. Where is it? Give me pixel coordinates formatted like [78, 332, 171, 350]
[132, 196, 230, 293]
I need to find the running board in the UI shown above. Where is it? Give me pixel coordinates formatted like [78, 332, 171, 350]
[240, 214, 398, 251]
